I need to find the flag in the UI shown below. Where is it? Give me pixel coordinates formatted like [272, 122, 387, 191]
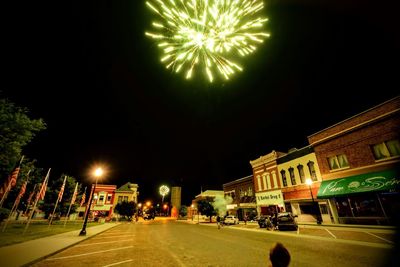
[26, 185, 36, 206]
[70, 183, 78, 205]
[80, 186, 87, 207]
[37, 169, 50, 202]
[0, 156, 24, 199]
[58, 176, 67, 202]
[16, 180, 27, 202]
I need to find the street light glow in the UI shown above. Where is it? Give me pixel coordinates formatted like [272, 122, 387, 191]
[306, 178, 312, 186]
[94, 167, 103, 177]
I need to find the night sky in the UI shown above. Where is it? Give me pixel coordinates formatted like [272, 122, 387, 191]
[3, 0, 399, 205]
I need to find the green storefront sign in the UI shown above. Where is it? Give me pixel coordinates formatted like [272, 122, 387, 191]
[317, 169, 400, 199]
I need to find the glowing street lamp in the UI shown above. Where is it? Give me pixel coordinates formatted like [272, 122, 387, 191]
[79, 167, 104, 236]
[306, 178, 322, 225]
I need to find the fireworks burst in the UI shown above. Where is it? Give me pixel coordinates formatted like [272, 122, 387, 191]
[145, 0, 270, 82]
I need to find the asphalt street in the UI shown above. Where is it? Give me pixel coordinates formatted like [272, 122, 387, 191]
[30, 220, 397, 267]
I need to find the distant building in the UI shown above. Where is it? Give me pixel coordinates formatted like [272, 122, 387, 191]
[91, 184, 117, 220]
[223, 175, 256, 221]
[171, 186, 181, 218]
[188, 190, 224, 219]
[113, 182, 139, 217]
[310, 96, 400, 225]
[250, 150, 286, 216]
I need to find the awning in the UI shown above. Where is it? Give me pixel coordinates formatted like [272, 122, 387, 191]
[317, 169, 400, 199]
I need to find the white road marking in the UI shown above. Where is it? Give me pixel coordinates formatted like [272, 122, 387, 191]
[75, 239, 133, 247]
[365, 231, 394, 244]
[45, 246, 134, 261]
[102, 259, 134, 267]
[96, 234, 135, 238]
[92, 235, 135, 240]
[325, 228, 337, 239]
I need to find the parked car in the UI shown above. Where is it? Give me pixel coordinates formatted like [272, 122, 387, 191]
[223, 215, 239, 225]
[143, 212, 155, 220]
[277, 212, 298, 230]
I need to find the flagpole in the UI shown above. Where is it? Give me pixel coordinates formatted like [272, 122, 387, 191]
[2, 171, 30, 232]
[24, 184, 37, 215]
[49, 175, 67, 226]
[64, 182, 78, 227]
[24, 168, 50, 235]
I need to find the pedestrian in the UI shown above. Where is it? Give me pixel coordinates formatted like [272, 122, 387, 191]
[269, 242, 291, 267]
[244, 214, 248, 225]
[272, 212, 278, 230]
[216, 215, 221, 229]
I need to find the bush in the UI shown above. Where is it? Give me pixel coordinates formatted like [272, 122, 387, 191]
[0, 208, 10, 222]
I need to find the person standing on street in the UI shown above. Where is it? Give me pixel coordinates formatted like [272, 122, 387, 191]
[216, 215, 221, 229]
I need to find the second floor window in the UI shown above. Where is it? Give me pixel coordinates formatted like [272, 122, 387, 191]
[288, 167, 296, 185]
[372, 139, 400, 160]
[297, 164, 305, 184]
[328, 154, 349, 170]
[280, 170, 287, 187]
[307, 161, 317, 181]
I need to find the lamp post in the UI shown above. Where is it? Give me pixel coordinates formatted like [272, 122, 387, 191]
[306, 178, 322, 225]
[79, 167, 103, 236]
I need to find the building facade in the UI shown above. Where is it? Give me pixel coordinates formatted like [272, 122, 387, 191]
[91, 184, 117, 220]
[222, 175, 257, 221]
[250, 151, 287, 216]
[277, 146, 330, 223]
[309, 96, 400, 225]
[188, 190, 224, 220]
[113, 182, 139, 215]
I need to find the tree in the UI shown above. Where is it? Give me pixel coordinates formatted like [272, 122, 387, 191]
[40, 174, 79, 218]
[197, 199, 217, 222]
[179, 205, 188, 218]
[114, 201, 137, 220]
[0, 98, 46, 181]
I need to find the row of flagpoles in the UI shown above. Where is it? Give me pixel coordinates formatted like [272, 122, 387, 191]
[0, 156, 88, 233]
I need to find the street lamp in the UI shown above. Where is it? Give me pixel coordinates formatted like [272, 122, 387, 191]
[79, 167, 103, 236]
[306, 178, 322, 225]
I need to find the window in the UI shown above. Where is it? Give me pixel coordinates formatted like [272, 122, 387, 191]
[107, 194, 112, 203]
[288, 167, 296, 185]
[248, 187, 253, 196]
[372, 139, 400, 160]
[328, 154, 349, 170]
[280, 170, 287, 187]
[307, 161, 318, 181]
[123, 196, 128, 202]
[297, 164, 305, 184]
[118, 196, 123, 203]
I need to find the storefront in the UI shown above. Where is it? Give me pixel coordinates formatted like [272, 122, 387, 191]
[255, 189, 285, 216]
[317, 169, 399, 225]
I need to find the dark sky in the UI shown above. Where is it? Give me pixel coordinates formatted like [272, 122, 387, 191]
[3, 0, 399, 205]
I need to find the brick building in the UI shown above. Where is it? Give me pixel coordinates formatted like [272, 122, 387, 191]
[250, 151, 286, 216]
[222, 175, 257, 221]
[309, 96, 400, 225]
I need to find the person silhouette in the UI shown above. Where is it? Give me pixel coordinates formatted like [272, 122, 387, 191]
[269, 242, 291, 267]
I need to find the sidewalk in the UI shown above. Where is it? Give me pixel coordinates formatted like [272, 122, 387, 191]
[0, 223, 119, 267]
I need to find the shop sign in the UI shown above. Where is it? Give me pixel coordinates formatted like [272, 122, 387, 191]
[255, 190, 284, 205]
[317, 169, 399, 198]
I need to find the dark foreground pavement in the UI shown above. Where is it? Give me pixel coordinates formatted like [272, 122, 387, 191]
[26, 219, 399, 267]
[0, 223, 119, 267]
